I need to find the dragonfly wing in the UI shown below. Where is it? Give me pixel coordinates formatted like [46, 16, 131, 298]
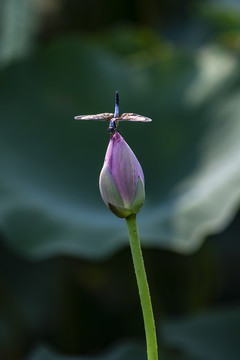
[118, 113, 152, 122]
[74, 113, 114, 121]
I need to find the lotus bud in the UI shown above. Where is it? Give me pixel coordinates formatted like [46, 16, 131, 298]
[99, 132, 145, 218]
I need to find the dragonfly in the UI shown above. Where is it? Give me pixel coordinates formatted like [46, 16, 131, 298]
[74, 91, 152, 134]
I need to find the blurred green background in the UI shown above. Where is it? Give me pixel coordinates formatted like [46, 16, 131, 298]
[1, 0, 240, 359]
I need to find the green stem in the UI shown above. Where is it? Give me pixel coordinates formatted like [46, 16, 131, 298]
[126, 214, 158, 360]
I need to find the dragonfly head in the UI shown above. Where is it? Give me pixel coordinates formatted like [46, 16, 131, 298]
[107, 125, 116, 134]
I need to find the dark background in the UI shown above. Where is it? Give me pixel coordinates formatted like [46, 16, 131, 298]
[1, 0, 240, 359]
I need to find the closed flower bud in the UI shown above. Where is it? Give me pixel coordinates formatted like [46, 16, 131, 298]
[99, 132, 145, 218]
